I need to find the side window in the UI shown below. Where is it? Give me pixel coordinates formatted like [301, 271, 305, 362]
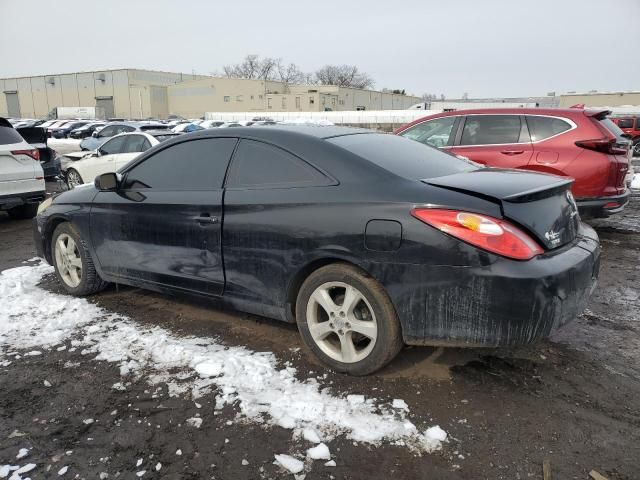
[526, 116, 572, 141]
[123, 138, 236, 190]
[123, 135, 151, 153]
[226, 140, 329, 188]
[460, 115, 521, 145]
[116, 125, 135, 135]
[97, 126, 116, 137]
[99, 135, 127, 155]
[398, 116, 456, 148]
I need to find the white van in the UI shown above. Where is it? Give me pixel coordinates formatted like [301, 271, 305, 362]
[0, 118, 46, 219]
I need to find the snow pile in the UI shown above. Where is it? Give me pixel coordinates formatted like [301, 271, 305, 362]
[0, 263, 447, 452]
[631, 173, 640, 190]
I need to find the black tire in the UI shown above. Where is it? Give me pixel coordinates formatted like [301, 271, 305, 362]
[7, 203, 38, 220]
[296, 263, 403, 376]
[633, 139, 640, 157]
[51, 222, 108, 296]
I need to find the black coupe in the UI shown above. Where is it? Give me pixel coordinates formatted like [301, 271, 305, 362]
[34, 126, 600, 375]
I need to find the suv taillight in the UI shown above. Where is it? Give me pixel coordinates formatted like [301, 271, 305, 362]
[575, 138, 628, 156]
[11, 149, 40, 161]
[411, 209, 544, 261]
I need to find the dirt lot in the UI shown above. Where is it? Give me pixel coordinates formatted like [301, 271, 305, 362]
[1, 191, 639, 479]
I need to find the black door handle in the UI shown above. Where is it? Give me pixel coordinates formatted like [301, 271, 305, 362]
[194, 214, 219, 225]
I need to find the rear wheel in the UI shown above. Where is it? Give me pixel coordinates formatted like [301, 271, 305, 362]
[51, 222, 108, 295]
[66, 169, 84, 189]
[7, 204, 38, 220]
[296, 263, 403, 375]
[633, 139, 640, 157]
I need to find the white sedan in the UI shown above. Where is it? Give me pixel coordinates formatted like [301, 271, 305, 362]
[65, 131, 177, 188]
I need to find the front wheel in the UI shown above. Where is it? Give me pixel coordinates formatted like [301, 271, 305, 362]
[296, 263, 403, 375]
[51, 222, 108, 295]
[633, 139, 640, 157]
[66, 169, 84, 189]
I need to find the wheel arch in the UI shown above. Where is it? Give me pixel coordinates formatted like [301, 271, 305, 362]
[42, 216, 72, 264]
[284, 256, 376, 323]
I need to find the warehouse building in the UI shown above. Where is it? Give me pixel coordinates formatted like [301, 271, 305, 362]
[559, 91, 640, 108]
[166, 78, 419, 118]
[0, 69, 205, 119]
[0, 69, 420, 119]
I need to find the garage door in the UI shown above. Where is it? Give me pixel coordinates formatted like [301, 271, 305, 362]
[5, 92, 20, 118]
[96, 97, 114, 119]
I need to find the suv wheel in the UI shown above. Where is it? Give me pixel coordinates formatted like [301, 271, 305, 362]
[296, 263, 403, 375]
[7, 204, 38, 220]
[633, 139, 640, 157]
[51, 222, 108, 295]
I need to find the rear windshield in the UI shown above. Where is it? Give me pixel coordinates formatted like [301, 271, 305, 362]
[329, 133, 478, 179]
[600, 118, 628, 141]
[0, 126, 25, 145]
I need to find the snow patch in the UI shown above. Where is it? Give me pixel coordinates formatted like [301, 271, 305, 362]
[274, 454, 304, 474]
[0, 263, 447, 452]
[306, 443, 331, 460]
[631, 173, 640, 190]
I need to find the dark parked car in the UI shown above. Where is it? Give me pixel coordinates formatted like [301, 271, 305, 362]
[16, 126, 61, 179]
[69, 122, 106, 139]
[395, 108, 631, 218]
[52, 121, 91, 139]
[34, 126, 600, 375]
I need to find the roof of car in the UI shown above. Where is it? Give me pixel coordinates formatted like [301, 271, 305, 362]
[187, 125, 373, 140]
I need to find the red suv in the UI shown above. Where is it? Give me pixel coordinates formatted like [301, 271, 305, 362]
[611, 116, 640, 157]
[395, 108, 631, 218]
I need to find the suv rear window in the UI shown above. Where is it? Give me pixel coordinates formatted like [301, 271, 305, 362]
[600, 118, 628, 141]
[526, 116, 572, 141]
[0, 126, 25, 145]
[329, 133, 477, 180]
[616, 118, 634, 129]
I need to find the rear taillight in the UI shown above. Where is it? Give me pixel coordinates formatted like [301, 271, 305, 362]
[411, 209, 544, 261]
[11, 149, 40, 161]
[575, 138, 628, 155]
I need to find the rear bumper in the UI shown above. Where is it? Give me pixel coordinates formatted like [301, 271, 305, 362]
[0, 189, 46, 211]
[374, 225, 600, 347]
[576, 189, 630, 218]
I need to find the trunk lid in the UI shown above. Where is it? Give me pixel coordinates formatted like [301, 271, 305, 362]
[16, 126, 48, 146]
[423, 169, 580, 250]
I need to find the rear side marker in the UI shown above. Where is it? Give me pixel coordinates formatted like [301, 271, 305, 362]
[411, 209, 544, 260]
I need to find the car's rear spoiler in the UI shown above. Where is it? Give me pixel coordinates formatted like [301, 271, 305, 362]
[583, 109, 611, 121]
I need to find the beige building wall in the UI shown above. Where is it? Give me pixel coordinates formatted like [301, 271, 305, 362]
[559, 92, 640, 108]
[168, 77, 285, 118]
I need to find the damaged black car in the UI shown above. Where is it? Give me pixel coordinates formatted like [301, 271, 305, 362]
[33, 126, 600, 375]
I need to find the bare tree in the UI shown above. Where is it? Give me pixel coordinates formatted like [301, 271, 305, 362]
[276, 61, 307, 85]
[223, 55, 279, 81]
[421, 93, 438, 102]
[314, 65, 374, 89]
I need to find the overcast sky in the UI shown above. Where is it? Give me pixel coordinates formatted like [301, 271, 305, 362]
[1, 0, 638, 98]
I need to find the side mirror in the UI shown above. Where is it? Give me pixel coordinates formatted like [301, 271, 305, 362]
[96, 148, 104, 157]
[92, 131, 99, 138]
[95, 172, 120, 191]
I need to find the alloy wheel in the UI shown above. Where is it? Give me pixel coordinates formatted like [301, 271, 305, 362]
[54, 233, 83, 288]
[67, 170, 83, 188]
[306, 281, 378, 363]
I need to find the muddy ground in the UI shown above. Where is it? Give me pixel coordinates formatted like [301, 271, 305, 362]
[0, 190, 639, 479]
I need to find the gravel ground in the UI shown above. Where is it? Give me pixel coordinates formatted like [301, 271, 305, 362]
[0, 193, 638, 479]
